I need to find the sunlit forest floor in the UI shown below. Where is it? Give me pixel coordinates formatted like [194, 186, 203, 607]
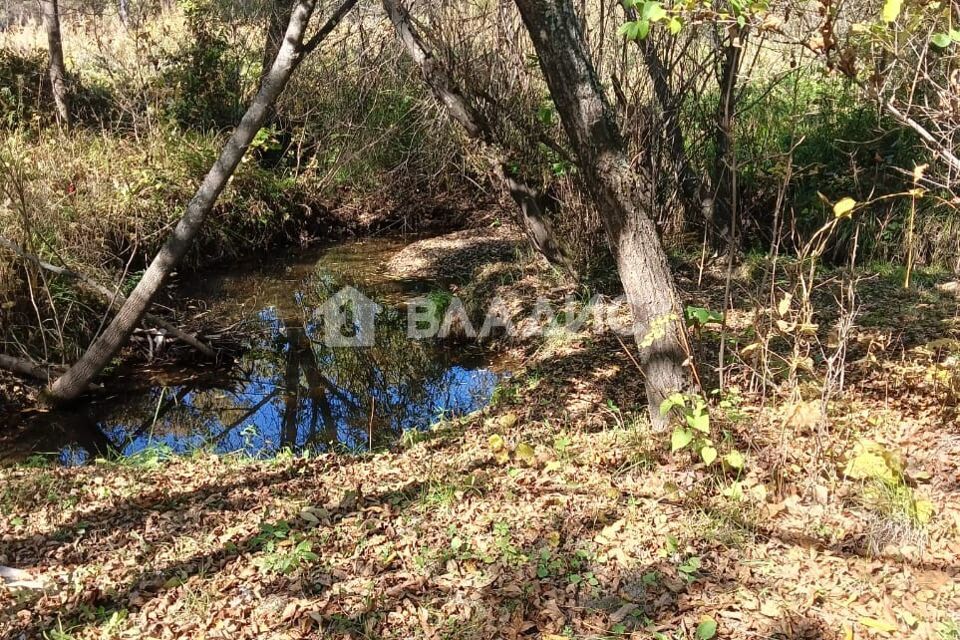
[1, 232, 959, 639]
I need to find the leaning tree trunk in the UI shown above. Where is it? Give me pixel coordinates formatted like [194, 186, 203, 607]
[46, 0, 359, 404]
[40, 0, 69, 127]
[382, 0, 575, 275]
[513, 0, 693, 427]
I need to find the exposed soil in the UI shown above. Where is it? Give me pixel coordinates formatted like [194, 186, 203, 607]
[386, 225, 527, 283]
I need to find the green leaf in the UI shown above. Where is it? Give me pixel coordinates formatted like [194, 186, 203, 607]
[696, 617, 718, 640]
[724, 450, 745, 469]
[668, 17, 683, 34]
[881, 0, 902, 22]
[950, 28, 960, 42]
[685, 305, 724, 326]
[931, 33, 952, 48]
[643, 1, 667, 22]
[637, 19, 651, 39]
[833, 197, 857, 218]
[659, 392, 686, 416]
[701, 446, 718, 465]
[687, 410, 710, 433]
[671, 427, 694, 452]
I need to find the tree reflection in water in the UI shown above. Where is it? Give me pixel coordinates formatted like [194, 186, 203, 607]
[8, 263, 501, 464]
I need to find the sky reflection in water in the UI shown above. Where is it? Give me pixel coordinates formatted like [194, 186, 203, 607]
[22, 241, 504, 465]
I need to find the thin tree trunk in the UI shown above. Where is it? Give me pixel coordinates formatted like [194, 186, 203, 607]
[711, 26, 747, 247]
[260, 0, 293, 129]
[46, 0, 359, 404]
[382, 0, 575, 276]
[262, 0, 293, 83]
[512, 0, 693, 427]
[619, 4, 705, 229]
[39, 0, 69, 127]
[0, 235, 215, 357]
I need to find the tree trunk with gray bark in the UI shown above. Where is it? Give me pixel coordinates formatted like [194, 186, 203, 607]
[40, 0, 69, 127]
[513, 0, 693, 427]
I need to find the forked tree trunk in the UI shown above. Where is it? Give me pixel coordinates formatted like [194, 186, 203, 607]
[45, 0, 359, 404]
[513, 0, 693, 427]
[40, 0, 69, 127]
[382, 0, 575, 275]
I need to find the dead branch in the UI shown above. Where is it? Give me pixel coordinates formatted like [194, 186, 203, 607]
[0, 236, 216, 358]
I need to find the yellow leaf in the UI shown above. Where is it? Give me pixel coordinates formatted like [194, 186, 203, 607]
[834, 197, 857, 218]
[497, 412, 518, 429]
[842, 624, 854, 640]
[859, 617, 898, 633]
[843, 440, 903, 483]
[914, 497, 935, 524]
[741, 341, 763, 355]
[899, 610, 919, 628]
[488, 434, 505, 452]
[882, 0, 902, 21]
[515, 442, 536, 464]
[912, 163, 928, 184]
[777, 292, 793, 316]
[776, 319, 796, 332]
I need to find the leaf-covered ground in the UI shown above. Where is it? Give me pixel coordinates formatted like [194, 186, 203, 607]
[1, 246, 959, 639]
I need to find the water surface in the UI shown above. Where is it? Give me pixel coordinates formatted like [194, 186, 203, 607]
[6, 238, 505, 465]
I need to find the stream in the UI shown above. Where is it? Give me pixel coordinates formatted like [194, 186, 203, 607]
[4, 238, 508, 465]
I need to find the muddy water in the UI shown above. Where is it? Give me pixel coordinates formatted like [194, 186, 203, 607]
[7, 238, 507, 465]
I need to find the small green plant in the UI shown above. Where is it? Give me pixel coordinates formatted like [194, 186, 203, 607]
[684, 305, 724, 330]
[536, 548, 566, 578]
[251, 520, 319, 575]
[660, 392, 745, 471]
[553, 434, 573, 458]
[568, 571, 600, 589]
[939, 619, 960, 640]
[257, 539, 319, 575]
[492, 521, 527, 565]
[121, 443, 175, 469]
[844, 440, 935, 527]
[677, 555, 702, 582]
